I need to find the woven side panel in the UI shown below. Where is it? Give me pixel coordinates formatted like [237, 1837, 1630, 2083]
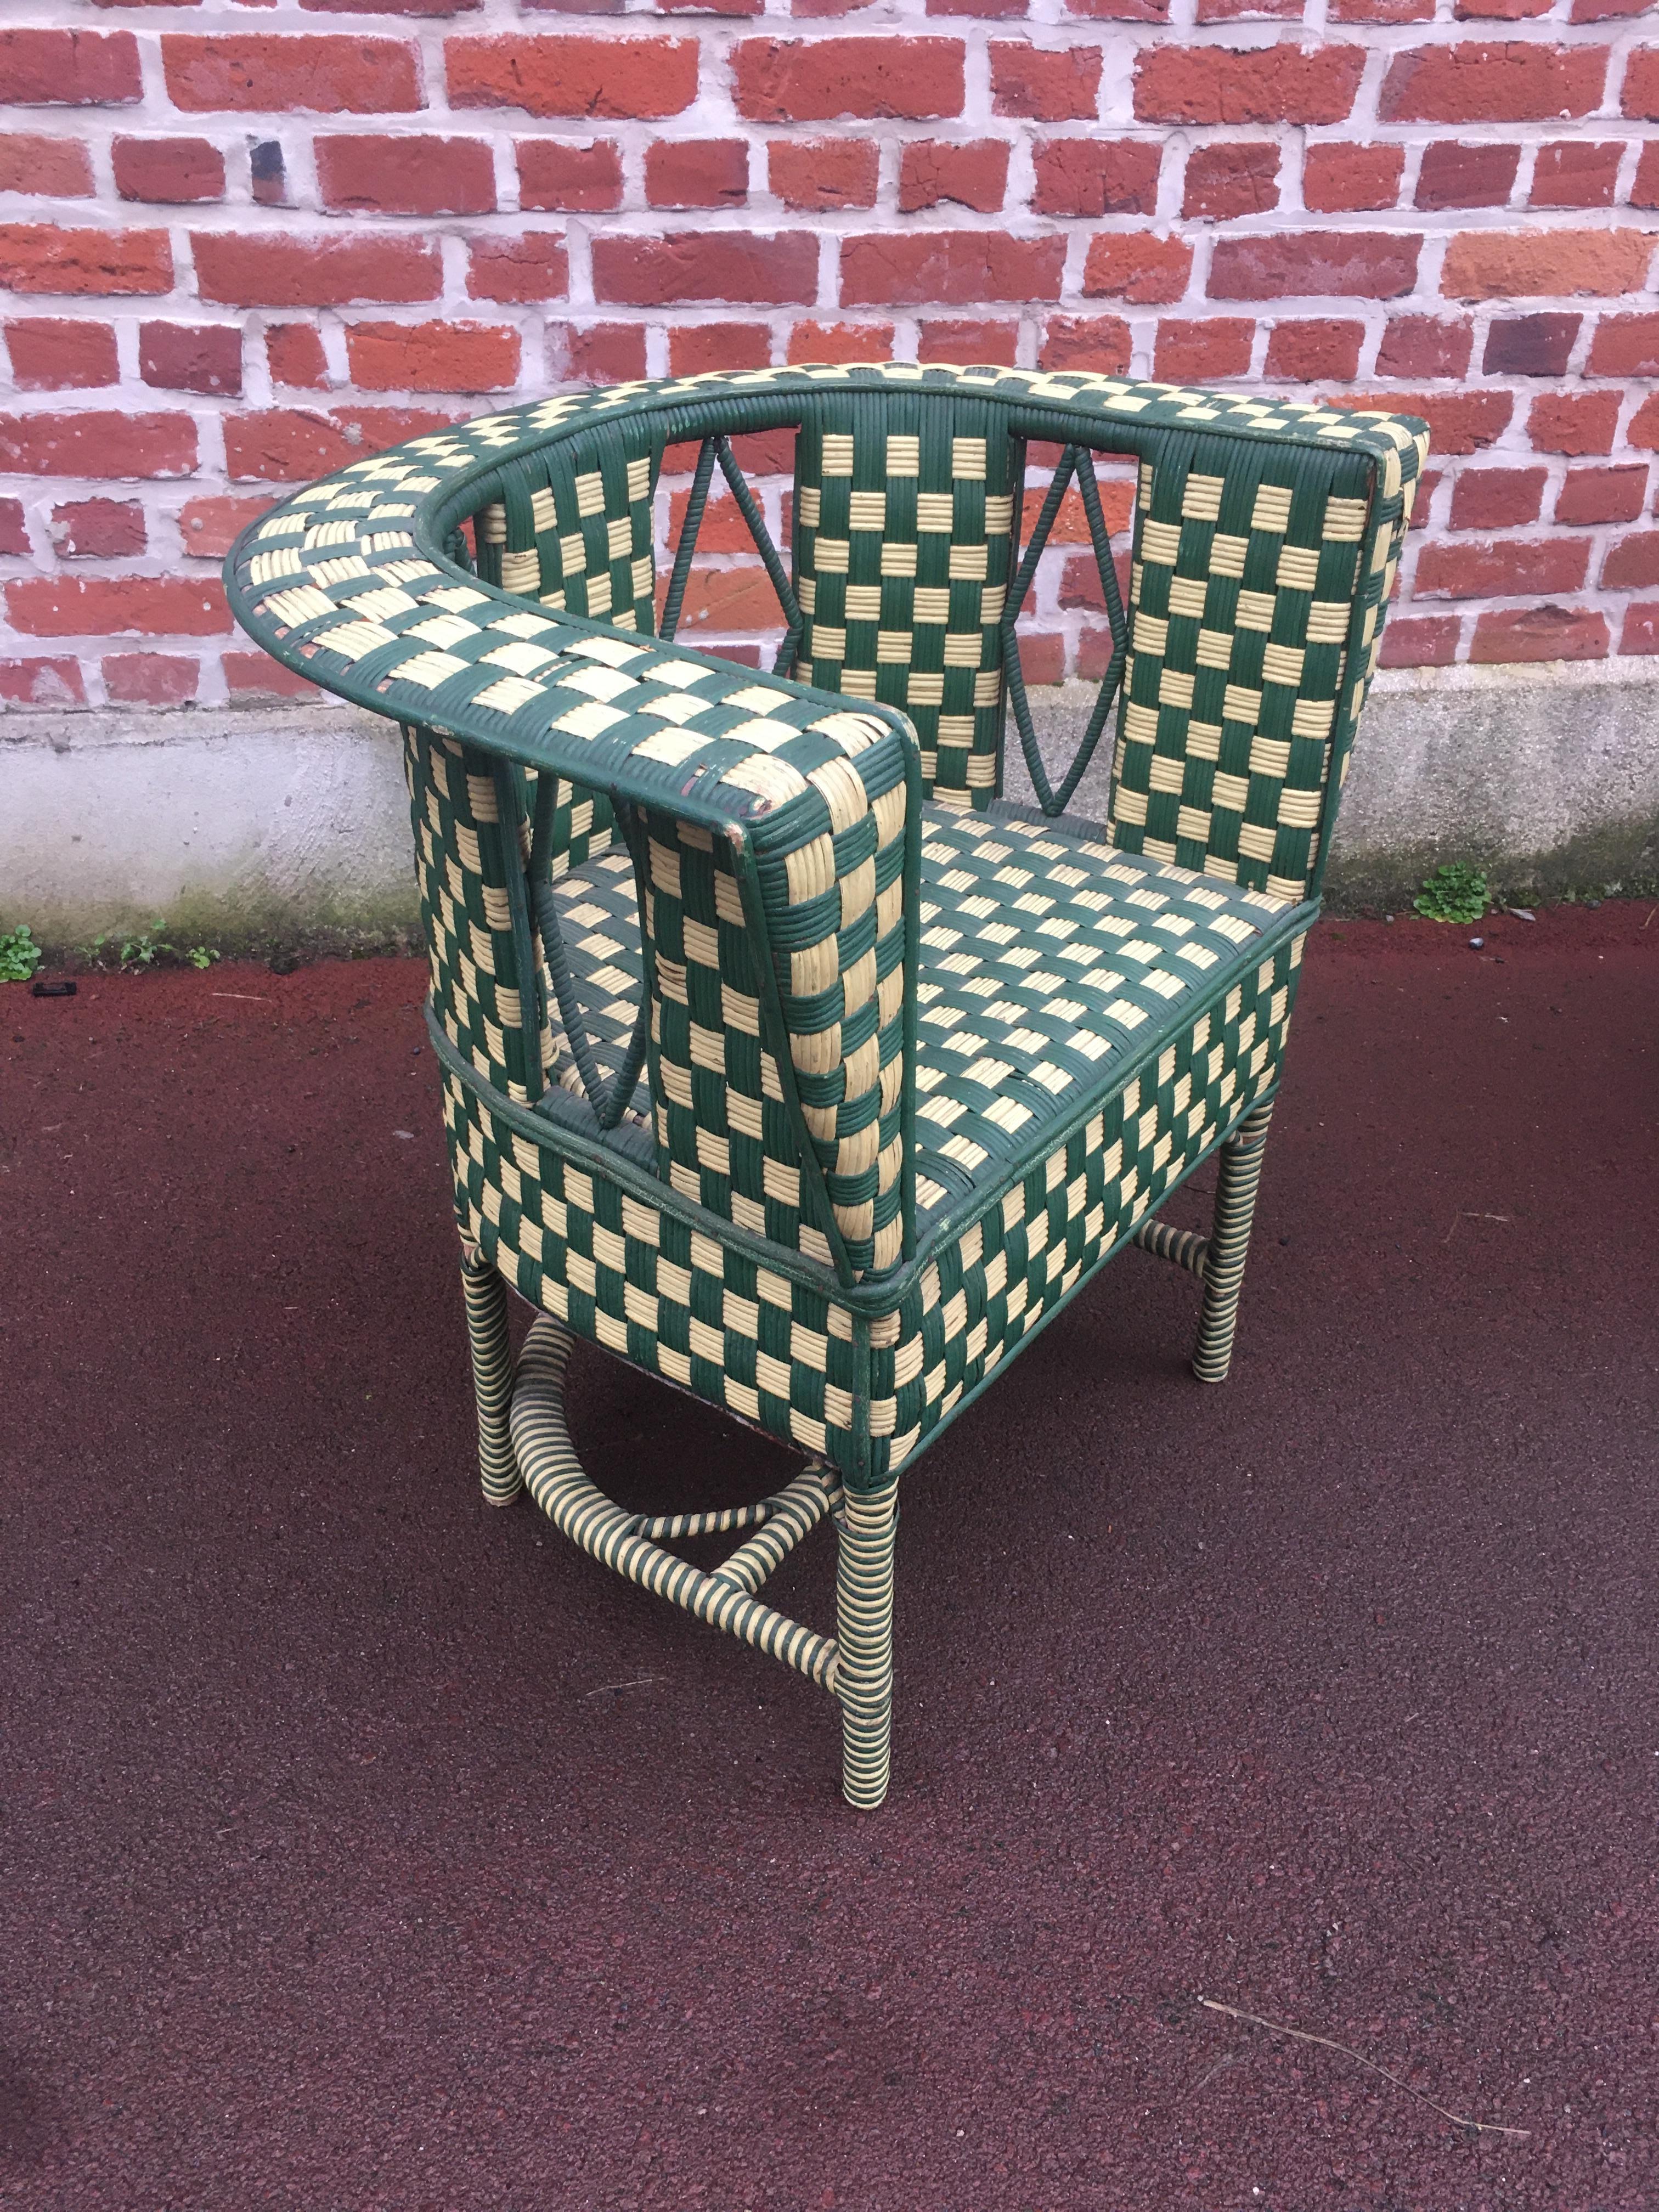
[793, 391, 1014, 814]
[475, 416, 661, 635]
[864, 927, 1308, 1486]
[630, 710, 912, 1278]
[404, 725, 614, 1099]
[1107, 426, 1426, 904]
[442, 1079, 867, 1475]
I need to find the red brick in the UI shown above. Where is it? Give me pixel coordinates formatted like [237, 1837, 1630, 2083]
[548, 322, 647, 385]
[111, 136, 224, 204]
[1620, 602, 1659, 655]
[1134, 43, 1365, 126]
[193, 232, 439, 306]
[223, 409, 357, 482]
[1442, 227, 1650, 300]
[1021, 476, 1135, 541]
[1329, 390, 1508, 453]
[1471, 605, 1607, 661]
[989, 41, 1100, 119]
[1623, 47, 1659, 119]
[667, 486, 759, 556]
[517, 139, 621, 212]
[646, 139, 747, 208]
[447, 36, 697, 118]
[224, 652, 320, 703]
[0, 499, 25, 557]
[1038, 314, 1131, 373]
[1555, 464, 1646, 526]
[1379, 615, 1460, 667]
[1077, 615, 1131, 680]
[1407, 467, 1442, 527]
[180, 494, 279, 559]
[250, 141, 287, 207]
[1628, 393, 1659, 450]
[1414, 139, 1520, 208]
[733, 37, 964, 121]
[1154, 317, 1254, 381]
[1210, 231, 1420, 300]
[1182, 141, 1279, 219]
[841, 231, 1064, 306]
[1448, 467, 1545, 529]
[918, 318, 1020, 366]
[346, 319, 520, 392]
[1600, 531, 1659, 589]
[1081, 233, 1192, 304]
[1379, 42, 1609, 123]
[1330, 0, 1432, 19]
[0, 134, 94, 198]
[1263, 318, 1363, 381]
[663, 566, 785, 635]
[0, 29, 141, 106]
[297, 0, 482, 12]
[4, 318, 119, 391]
[901, 140, 1011, 214]
[140, 321, 242, 396]
[1415, 536, 1588, 599]
[0, 225, 170, 297]
[1375, 314, 1472, 378]
[1531, 139, 1622, 208]
[1528, 390, 1620, 455]
[316, 133, 495, 214]
[0, 410, 194, 477]
[1060, 552, 1132, 612]
[1198, 0, 1301, 15]
[267, 323, 329, 390]
[467, 233, 569, 302]
[1635, 143, 1659, 210]
[103, 653, 198, 706]
[7, 575, 230, 637]
[595, 230, 816, 306]
[769, 138, 877, 209]
[343, 403, 463, 447]
[1014, 634, 1067, 686]
[0, 658, 84, 707]
[1302, 142, 1404, 212]
[50, 498, 145, 559]
[1031, 138, 1159, 217]
[1064, 0, 1171, 18]
[1587, 313, 1659, 377]
[162, 35, 421, 113]
[785, 319, 895, 364]
[668, 322, 771, 375]
[1482, 312, 1579, 376]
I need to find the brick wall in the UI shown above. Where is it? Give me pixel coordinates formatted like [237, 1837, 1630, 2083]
[2, 4, 1656, 714]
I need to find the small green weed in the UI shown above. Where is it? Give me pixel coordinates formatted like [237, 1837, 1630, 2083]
[83, 920, 219, 973]
[0, 923, 43, 983]
[1414, 864, 1489, 925]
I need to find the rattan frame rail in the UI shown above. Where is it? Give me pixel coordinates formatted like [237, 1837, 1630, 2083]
[227, 363, 1427, 1806]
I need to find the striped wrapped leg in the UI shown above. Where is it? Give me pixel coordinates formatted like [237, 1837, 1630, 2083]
[460, 1244, 520, 1505]
[1192, 1099, 1276, 1385]
[836, 1486, 898, 1810]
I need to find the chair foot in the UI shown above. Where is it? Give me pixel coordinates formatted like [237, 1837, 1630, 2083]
[836, 1486, 898, 1810]
[460, 1245, 521, 1504]
[1192, 1098, 1275, 1386]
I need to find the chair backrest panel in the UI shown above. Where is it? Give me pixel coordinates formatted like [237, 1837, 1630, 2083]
[792, 391, 1017, 813]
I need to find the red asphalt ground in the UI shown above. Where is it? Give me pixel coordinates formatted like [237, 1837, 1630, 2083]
[4, 907, 1657, 2212]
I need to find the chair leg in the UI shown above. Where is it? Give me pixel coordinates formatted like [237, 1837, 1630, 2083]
[460, 1245, 521, 1505]
[1192, 1098, 1276, 1386]
[836, 1485, 898, 1810]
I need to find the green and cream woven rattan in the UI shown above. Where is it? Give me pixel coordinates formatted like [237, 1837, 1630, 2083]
[227, 363, 1427, 1808]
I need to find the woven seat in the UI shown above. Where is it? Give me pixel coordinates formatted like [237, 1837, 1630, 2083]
[227, 363, 1428, 1806]
[539, 802, 1303, 1237]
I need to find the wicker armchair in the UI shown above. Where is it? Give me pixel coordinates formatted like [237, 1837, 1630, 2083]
[228, 364, 1427, 1807]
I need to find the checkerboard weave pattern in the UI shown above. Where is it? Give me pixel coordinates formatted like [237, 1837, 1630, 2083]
[793, 393, 1015, 814]
[228, 364, 1425, 1489]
